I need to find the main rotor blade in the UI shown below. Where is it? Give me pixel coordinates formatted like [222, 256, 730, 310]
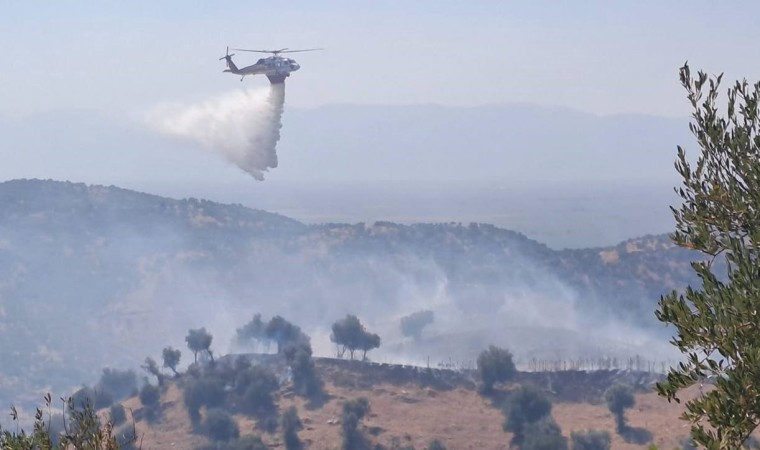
[232, 48, 322, 54]
[232, 48, 287, 54]
[278, 48, 323, 53]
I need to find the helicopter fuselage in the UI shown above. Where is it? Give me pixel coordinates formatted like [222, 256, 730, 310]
[223, 55, 300, 84]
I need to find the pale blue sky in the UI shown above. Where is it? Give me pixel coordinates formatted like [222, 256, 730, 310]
[2, 1, 759, 117]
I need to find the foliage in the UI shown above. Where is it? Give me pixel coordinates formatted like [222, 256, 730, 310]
[428, 439, 447, 450]
[331, 314, 381, 360]
[0, 394, 136, 449]
[139, 383, 160, 407]
[571, 429, 612, 450]
[71, 385, 113, 411]
[195, 434, 269, 450]
[141, 356, 165, 386]
[286, 341, 324, 399]
[503, 384, 552, 448]
[110, 404, 127, 427]
[604, 383, 635, 432]
[236, 313, 269, 351]
[264, 315, 310, 355]
[204, 408, 240, 442]
[655, 63, 760, 449]
[186, 327, 214, 363]
[400, 310, 435, 340]
[341, 397, 371, 450]
[184, 375, 226, 423]
[281, 406, 303, 450]
[96, 368, 137, 403]
[521, 416, 567, 450]
[477, 345, 516, 394]
[235, 365, 279, 416]
[162, 346, 182, 376]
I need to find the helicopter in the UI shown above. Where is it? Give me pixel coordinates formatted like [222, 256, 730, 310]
[219, 47, 322, 84]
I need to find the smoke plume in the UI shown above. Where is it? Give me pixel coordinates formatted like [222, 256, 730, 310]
[148, 84, 285, 180]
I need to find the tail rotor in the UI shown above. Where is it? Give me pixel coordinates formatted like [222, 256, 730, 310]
[219, 46, 235, 61]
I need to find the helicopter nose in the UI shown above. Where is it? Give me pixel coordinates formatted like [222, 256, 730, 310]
[291, 62, 300, 71]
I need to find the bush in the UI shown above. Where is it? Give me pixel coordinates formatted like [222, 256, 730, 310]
[184, 376, 226, 423]
[235, 365, 279, 415]
[604, 383, 635, 432]
[571, 429, 612, 450]
[114, 423, 138, 450]
[503, 384, 552, 447]
[97, 368, 137, 402]
[477, 345, 516, 394]
[281, 406, 303, 450]
[341, 397, 371, 450]
[109, 404, 127, 426]
[139, 383, 160, 407]
[204, 408, 240, 442]
[521, 417, 567, 450]
[70, 385, 113, 411]
[428, 439, 447, 450]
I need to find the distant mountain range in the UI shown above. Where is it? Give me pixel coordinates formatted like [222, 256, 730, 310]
[0, 102, 691, 186]
[0, 179, 697, 411]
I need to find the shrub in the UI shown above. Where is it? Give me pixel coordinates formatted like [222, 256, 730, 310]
[281, 406, 303, 450]
[503, 384, 552, 447]
[521, 416, 567, 450]
[184, 375, 226, 423]
[341, 397, 371, 450]
[604, 383, 635, 432]
[571, 429, 612, 450]
[96, 368, 137, 402]
[109, 404, 127, 426]
[235, 365, 279, 415]
[477, 345, 516, 394]
[139, 383, 160, 407]
[428, 439, 447, 450]
[70, 386, 113, 411]
[204, 408, 240, 442]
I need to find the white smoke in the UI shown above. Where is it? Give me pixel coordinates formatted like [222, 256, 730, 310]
[148, 84, 285, 180]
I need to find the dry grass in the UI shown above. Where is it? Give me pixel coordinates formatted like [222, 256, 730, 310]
[120, 370, 704, 450]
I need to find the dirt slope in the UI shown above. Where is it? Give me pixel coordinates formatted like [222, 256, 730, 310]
[122, 361, 701, 450]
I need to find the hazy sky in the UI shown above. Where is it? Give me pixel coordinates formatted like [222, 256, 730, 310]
[2, 1, 760, 118]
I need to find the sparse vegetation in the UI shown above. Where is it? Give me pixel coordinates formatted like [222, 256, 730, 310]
[0, 394, 137, 449]
[235, 365, 279, 416]
[477, 345, 516, 394]
[655, 63, 760, 448]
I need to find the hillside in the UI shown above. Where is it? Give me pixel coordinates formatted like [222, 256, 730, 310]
[120, 356, 695, 450]
[0, 179, 699, 412]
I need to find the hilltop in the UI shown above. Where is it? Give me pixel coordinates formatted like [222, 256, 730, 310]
[0, 179, 697, 412]
[117, 355, 694, 450]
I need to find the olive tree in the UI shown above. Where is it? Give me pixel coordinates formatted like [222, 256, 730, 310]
[476, 345, 516, 394]
[655, 64, 760, 448]
[185, 327, 213, 363]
